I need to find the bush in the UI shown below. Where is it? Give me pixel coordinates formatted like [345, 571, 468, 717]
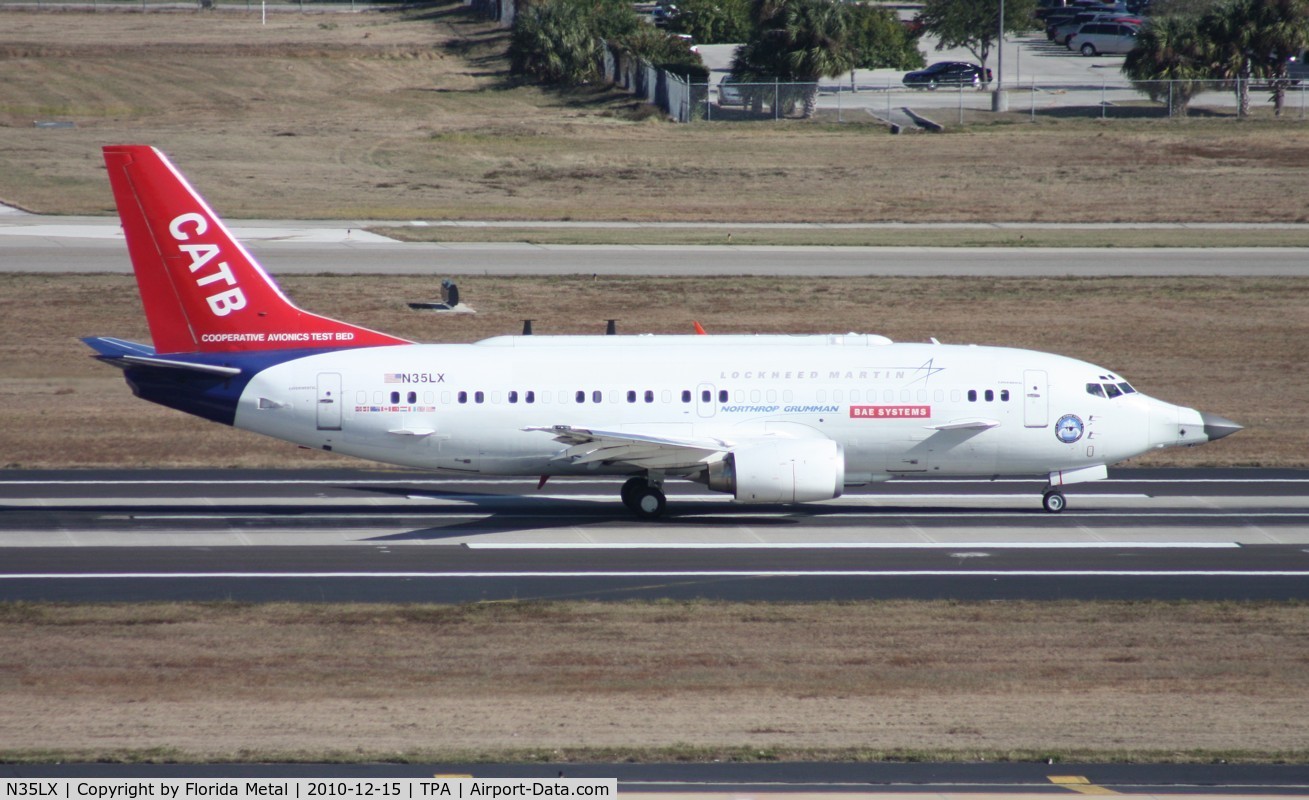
[509, 0, 642, 85]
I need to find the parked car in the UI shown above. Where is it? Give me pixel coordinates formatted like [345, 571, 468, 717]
[1068, 22, 1139, 55]
[651, 3, 678, 26]
[718, 75, 746, 106]
[903, 61, 992, 89]
[1050, 12, 1138, 43]
[1289, 48, 1309, 84]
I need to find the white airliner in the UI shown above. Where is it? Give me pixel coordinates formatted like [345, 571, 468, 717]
[86, 145, 1241, 517]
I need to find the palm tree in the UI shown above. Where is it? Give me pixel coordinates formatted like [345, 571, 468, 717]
[1122, 16, 1211, 116]
[1198, 0, 1261, 116]
[1196, 0, 1309, 117]
[1242, 0, 1309, 116]
[730, 0, 855, 118]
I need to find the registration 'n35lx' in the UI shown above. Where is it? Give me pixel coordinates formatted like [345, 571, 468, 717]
[86, 146, 1243, 517]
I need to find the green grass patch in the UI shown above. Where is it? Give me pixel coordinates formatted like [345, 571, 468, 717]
[371, 225, 1309, 248]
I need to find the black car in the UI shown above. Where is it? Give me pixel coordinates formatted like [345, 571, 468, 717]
[903, 61, 993, 89]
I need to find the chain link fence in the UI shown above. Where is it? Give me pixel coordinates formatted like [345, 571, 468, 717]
[690, 78, 1309, 125]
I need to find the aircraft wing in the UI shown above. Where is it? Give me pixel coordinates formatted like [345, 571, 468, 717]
[523, 425, 730, 470]
[924, 418, 1000, 431]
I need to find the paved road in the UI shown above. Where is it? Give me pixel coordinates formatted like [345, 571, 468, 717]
[2, 214, 1308, 276]
[4, 467, 1307, 602]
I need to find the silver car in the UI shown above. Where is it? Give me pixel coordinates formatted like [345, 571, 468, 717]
[1068, 22, 1139, 56]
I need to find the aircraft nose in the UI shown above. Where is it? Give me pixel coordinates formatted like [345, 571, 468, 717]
[1200, 412, 1243, 442]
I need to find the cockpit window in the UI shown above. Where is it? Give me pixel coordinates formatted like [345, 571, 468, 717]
[1104, 383, 1123, 399]
[1086, 383, 1106, 398]
[1118, 382, 1137, 394]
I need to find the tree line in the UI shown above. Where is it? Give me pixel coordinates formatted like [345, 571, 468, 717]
[507, 0, 1309, 119]
[508, 0, 923, 117]
[1124, 0, 1309, 116]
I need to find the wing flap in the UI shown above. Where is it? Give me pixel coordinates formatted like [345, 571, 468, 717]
[524, 425, 729, 470]
[925, 418, 1000, 431]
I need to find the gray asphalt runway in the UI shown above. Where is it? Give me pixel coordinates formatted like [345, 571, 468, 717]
[3, 468, 1307, 602]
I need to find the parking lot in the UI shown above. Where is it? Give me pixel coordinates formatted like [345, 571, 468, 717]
[695, 31, 1306, 121]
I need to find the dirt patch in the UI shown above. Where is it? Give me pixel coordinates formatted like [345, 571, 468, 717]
[2, 601, 1307, 762]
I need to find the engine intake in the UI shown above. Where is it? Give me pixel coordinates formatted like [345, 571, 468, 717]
[705, 439, 844, 503]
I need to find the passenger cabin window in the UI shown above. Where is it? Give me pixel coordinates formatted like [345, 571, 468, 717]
[407, 391, 417, 404]
[681, 390, 692, 403]
[718, 389, 728, 402]
[627, 390, 637, 403]
[645, 390, 654, 403]
[701, 389, 711, 403]
[508, 391, 518, 404]
[458, 391, 468, 404]
[526, 391, 535, 404]
[474, 391, 485, 404]
[576, 390, 585, 404]
[390, 391, 400, 404]
[1000, 389, 1010, 402]
[968, 390, 977, 402]
[592, 390, 602, 403]
[984, 389, 994, 402]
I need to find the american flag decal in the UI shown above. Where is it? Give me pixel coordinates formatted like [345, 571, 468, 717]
[384, 373, 403, 384]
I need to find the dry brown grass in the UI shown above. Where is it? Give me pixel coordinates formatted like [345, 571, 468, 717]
[2, 600, 1307, 762]
[2, 6, 1309, 222]
[1, 273, 1301, 469]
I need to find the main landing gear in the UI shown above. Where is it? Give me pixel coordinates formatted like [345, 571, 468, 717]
[621, 475, 666, 519]
[1042, 489, 1067, 513]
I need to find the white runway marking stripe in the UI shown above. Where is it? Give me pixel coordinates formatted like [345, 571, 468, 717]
[5, 477, 1308, 485]
[465, 541, 1242, 550]
[2, 570, 1306, 579]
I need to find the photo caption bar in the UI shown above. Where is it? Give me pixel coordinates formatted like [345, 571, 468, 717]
[2, 780, 616, 800]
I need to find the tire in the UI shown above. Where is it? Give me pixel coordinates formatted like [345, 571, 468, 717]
[633, 486, 667, 519]
[1081, 42, 1097, 56]
[1042, 490, 1067, 513]
[927, 80, 938, 91]
[620, 476, 649, 510]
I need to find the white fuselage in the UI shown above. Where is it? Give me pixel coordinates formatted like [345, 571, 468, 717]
[233, 334, 1204, 486]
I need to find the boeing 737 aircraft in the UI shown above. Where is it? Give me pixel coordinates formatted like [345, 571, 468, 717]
[86, 145, 1242, 517]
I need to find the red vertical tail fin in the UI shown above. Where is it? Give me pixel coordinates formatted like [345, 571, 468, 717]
[102, 145, 410, 355]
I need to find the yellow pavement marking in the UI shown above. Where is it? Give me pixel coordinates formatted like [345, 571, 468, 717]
[1048, 775, 1120, 794]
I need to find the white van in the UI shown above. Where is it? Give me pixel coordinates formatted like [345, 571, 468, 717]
[1068, 22, 1139, 56]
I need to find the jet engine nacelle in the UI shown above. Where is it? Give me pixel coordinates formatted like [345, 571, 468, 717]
[706, 439, 845, 503]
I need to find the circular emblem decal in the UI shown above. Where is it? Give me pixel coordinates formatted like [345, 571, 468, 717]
[1056, 414, 1085, 444]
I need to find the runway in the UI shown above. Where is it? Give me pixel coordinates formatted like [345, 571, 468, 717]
[3, 467, 1307, 602]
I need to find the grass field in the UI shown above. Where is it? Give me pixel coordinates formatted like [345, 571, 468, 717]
[3, 600, 1308, 763]
[2, 5, 1309, 223]
[1, 274, 1300, 469]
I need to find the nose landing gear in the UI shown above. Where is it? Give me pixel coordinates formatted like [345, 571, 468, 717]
[1042, 489, 1067, 513]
